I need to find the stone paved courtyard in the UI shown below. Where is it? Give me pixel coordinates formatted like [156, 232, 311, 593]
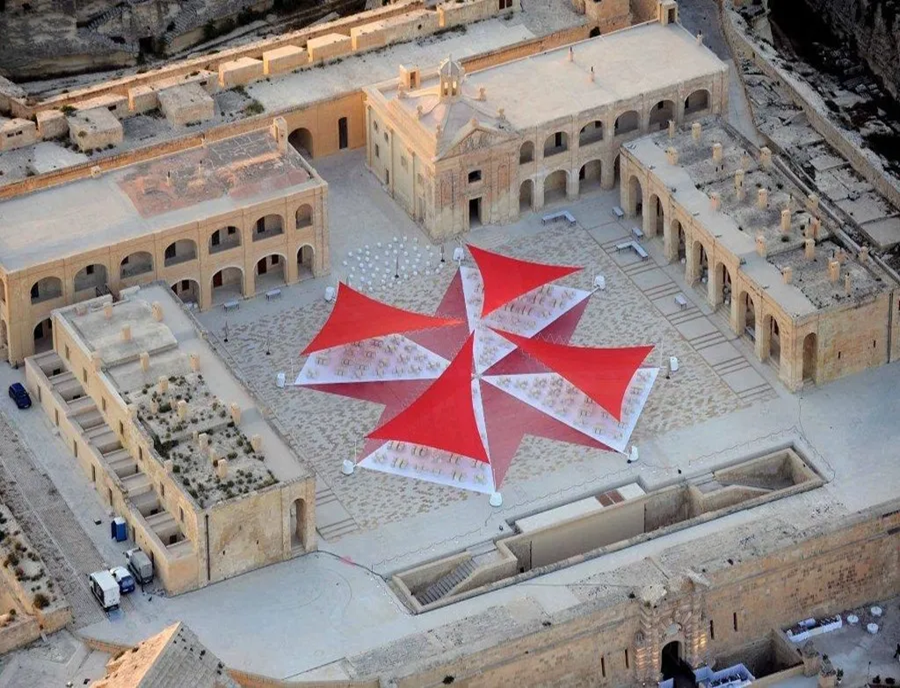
[197, 155, 773, 536]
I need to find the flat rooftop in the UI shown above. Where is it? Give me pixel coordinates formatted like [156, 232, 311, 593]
[626, 118, 891, 318]
[380, 22, 727, 132]
[0, 130, 317, 272]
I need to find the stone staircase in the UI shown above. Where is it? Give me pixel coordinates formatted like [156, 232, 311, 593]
[414, 558, 477, 606]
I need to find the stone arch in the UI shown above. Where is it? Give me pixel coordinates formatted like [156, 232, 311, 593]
[519, 141, 534, 165]
[163, 239, 197, 267]
[255, 253, 286, 292]
[543, 169, 568, 206]
[211, 266, 244, 305]
[626, 175, 643, 217]
[765, 314, 782, 368]
[667, 217, 687, 263]
[297, 245, 315, 280]
[543, 131, 568, 157]
[30, 276, 63, 305]
[288, 127, 314, 158]
[579, 120, 604, 146]
[209, 226, 241, 254]
[648, 192, 664, 235]
[120, 251, 153, 280]
[802, 332, 817, 382]
[739, 291, 757, 341]
[661, 640, 691, 684]
[649, 99, 675, 131]
[296, 204, 313, 229]
[692, 240, 710, 284]
[684, 89, 711, 117]
[171, 279, 200, 307]
[519, 179, 534, 213]
[715, 261, 733, 307]
[73, 263, 108, 294]
[615, 110, 639, 136]
[579, 160, 602, 194]
[33, 317, 53, 354]
[253, 214, 284, 242]
[613, 154, 621, 186]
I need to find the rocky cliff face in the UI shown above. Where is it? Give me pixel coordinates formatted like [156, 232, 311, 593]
[804, 0, 900, 99]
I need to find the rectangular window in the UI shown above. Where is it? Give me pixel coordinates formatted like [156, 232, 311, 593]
[211, 232, 220, 246]
[374, 120, 379, 132]
[401, 156, 408, 170]
[375, 144, 380, 159]
[468, 170, 482, 183]
[555, 132, 563, 147]
[180, 507, 184, 523]
[65, 345, 70, 360]
[624, 649, 629, 669]
[91, 464, 96, 483]
[161, 483, 165, 498]
[119, 421, 124, 436]
[86, 264, 95, 275]
[709, 619, 715, 640]
[272, 255, 280, 264]
[384, 131, 389, 143]
[601, 656, 606, 678]
[82, 368, 87, 383]
[74, 441, 78, 458]
[338, 117, 348, 150]
[101, 397, 107, 412]
[138, 446, 143, 462]
[733, 612, 738, 632]
[165, 244, 175, 259]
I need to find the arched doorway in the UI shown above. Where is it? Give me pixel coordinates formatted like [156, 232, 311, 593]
[613, 154, 621, 187]
[288, 127, 314, 158]
[627, 175, 643, 217]
[544, 170, 567, 206]
[33, 318, 53, 354]
[0, 320, 8, 354]
[73, 264, 107, 295]
[297, 245, 315, 280]
[211, 267, 244, 305]
[120, 251, 153, 280]
[767, 315, 781, 369]
[255, 254, 286, 293]
[163, 239, 197, 267]
[519, 141, 534, 165]
[290, 498, 307, 551]
[717, 262, 733, 307]
[649, 193, 664, 235]
[693, 241, 709, 284]
[171, 279, 200, 307]
[579, 160, 602, 195]
[802, 332, 817, 382]
[296, 204, 313, 229]
[741, 292, 757, 341]
[615, 110, 639, 137]
[30, 276, 63, 305]
[676, 220, 686, 261]
[543, 131, 568, 158]
[660, 641, 694, 686]
[253, 214, 284, 242]
[579, 120, 604, 146]
[649, 100, 675, 131]
[209, 226, 241, 254]
[519, 179, 533, 213]
[684, 89, 711, 117]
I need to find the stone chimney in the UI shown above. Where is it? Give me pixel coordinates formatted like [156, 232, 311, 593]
[230, 402, 241, 425]
[415, 105, 423, 120]
[828, 259, 840, 283]
[696, 31, 704, 45]
[250, 434, 262, 453]
[836, 248, 847, 265]
[90, 166, 102, 179]
[757, 187, 768, 209]
[712, 142, 723, 163]
[691, 122, 701, 141]
[189, 353, 200, 371]
[198, 433, 209, 451]
[177, 399, 188, 420]
[122, 325, 132, 342]
[666, 147, 679, 165]
[859, 246, 870, 263]
[781, 208, 791, 234]
[709, 192, 720, 211]
[782, 266, 793, 284]
[759, 147, 772, 169]
[477, 86, 486, 101]
[735, 169, 745, 201]
[158, 375, 168, 394]
[140, 352, 150, 372]
[271, 116, 288, 154]
[805, 238, 816, 260]
[568, 46, 574, 62]
[216, 458, 229, 480]
[151, 302, 163, 321]
[668, 120, 676, 139]
[844, 273, 851, 295]
[104, 303, 113, 320]
[756, 234, 767, 258]
[806, 192, 819, 213]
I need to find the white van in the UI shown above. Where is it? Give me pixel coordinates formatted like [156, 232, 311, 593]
[89, 570, 121, 611]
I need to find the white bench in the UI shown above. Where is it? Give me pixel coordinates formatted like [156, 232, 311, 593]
[542, 210, 576, 226]
[614, 240, 649, 260]
[615, 242, 633, 252]
[265, 288, 282, 301]
[223, 300, 240, 312]
[612, 206, 625, 219]
[674, 294, 688, 310]
[631, 226, 644, 240]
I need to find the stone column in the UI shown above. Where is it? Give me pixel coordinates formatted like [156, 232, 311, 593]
[663, 218, 678, 263]
[285, 245, 299, 284]
[566, 170, 579, 201]
[533, 176, 545, 210]
[643, 192, 655, 237]
[707, 262, 720, 308]
[685, 240, 697, 285]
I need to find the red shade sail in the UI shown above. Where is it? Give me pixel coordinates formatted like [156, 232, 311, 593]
[467, 244, 582, 317]
[302, 283, 462, 355]
[492, 329, 653, 421]
[367, 335, 489, 463]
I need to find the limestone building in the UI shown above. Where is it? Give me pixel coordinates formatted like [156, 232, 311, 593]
[0, 119, 329, 365]
[363, 11, 727, 239]
[619, 118, 900, 389]
[24, 284, 316, 594]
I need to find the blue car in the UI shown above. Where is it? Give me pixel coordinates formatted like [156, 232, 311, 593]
[7, 383, 31, 410]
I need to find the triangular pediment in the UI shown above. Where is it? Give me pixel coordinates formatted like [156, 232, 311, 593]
[439, 123, 513, 160]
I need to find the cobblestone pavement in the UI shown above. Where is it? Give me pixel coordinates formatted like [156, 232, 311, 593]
[201, 197, 759, 534]
[0, 411, 107, 628]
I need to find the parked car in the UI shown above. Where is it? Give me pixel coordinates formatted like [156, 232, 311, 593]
[7, 383, 31, 409]
[124, 548, 154, 585]
[110, 565, 135, 594]
[88, 570, 120, 611]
